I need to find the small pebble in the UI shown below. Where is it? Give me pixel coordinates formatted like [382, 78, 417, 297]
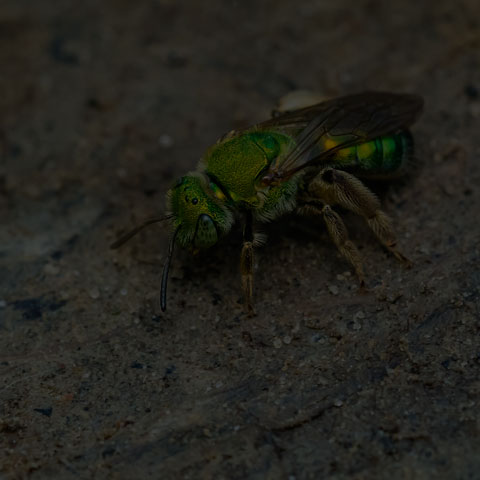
[283, 335, 292, 345]
[333, 399, 343, 407]
[273, 338, 283, 349]
[464, 84, 479, 99]
[469, 103, 480, 117]
[34, 407, 53, 417]
[116, 168, 127, 178]
[352, 321, 362, 331]
[328, 285, 339, 295]
[0, 300, 6, 308]
[43, 263, 59, 275]
[317, 376, 329, 386]
[89, 287, 100, 299]
[120, 288, 128, 296]
[158, 134, 174, 148]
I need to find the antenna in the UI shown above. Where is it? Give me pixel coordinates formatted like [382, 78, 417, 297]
[160, 225, 180, 312]
[110, 215, 172, 249]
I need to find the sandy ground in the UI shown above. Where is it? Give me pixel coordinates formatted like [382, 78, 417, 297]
[1, 1, 480, 478]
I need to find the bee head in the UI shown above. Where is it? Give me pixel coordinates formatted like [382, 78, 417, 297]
[110, 172, 234, 312]
[168, 172, 233, 249]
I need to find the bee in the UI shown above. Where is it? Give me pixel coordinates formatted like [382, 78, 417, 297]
[111, 92, 423, 315]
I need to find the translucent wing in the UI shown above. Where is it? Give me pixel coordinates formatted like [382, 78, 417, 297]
[257, 92, 424, 185]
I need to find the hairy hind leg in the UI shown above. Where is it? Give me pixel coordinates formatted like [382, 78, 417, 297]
[298, 202, 365, 286]
[307, 168, 411, 264]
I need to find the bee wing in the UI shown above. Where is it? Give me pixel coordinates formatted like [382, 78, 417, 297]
[259, 92, 423, 184]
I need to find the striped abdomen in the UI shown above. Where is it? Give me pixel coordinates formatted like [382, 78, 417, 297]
[330, 130, 413, 177]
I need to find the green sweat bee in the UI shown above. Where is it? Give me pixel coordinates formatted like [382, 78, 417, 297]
[111, 92, 423, 314]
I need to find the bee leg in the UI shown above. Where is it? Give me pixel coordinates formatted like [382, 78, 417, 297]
[240, 211, 256, 316]
[298, 201, 366, 286]
[320, 205, 366, 287]
[309, 168, 411, 265]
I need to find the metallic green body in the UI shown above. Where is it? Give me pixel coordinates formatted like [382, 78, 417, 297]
[168, 127, 412, 249]
[328, 131, 412, 176]
[112, 92, 423, 313]
[204, 131, 295, 206]
[204, 128, 411, 209]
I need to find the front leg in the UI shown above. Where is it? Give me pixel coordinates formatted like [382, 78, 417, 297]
[240, 211, 256, 316]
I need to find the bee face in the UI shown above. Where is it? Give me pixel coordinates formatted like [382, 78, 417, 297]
[168, 173, 233, 249]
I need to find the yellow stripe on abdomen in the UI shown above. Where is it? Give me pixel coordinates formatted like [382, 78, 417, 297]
[330, 131, 412, 175]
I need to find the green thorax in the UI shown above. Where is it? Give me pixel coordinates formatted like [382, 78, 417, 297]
[203, 130, 295, 206]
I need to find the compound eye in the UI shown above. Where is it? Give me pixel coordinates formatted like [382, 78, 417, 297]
[175, 176, 186, 188]
[192, 197, 198, 205]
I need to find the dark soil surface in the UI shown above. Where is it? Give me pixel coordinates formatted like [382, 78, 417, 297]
[1, 1, 479, 479]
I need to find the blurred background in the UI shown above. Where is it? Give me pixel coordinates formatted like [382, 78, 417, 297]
[1, 1, 479, 478]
